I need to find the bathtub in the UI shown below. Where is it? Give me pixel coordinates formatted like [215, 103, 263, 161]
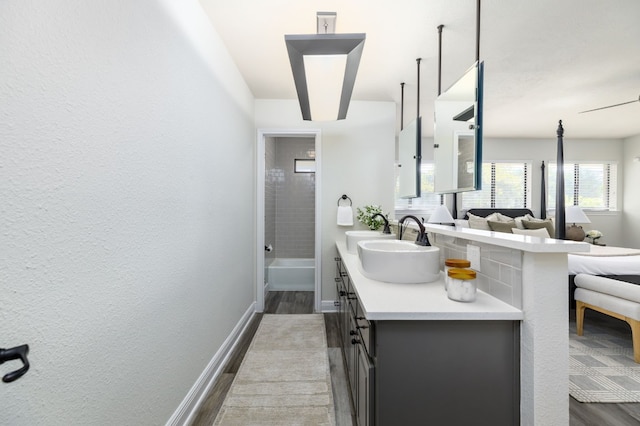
[267, 258, 315, 291]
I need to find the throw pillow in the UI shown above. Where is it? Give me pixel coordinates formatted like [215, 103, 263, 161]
[522, 219, 555, 237]
[494, 212, 516, 222]
[512, 228, 550, 238]
[467, 212, 499, 231]
[513, 214, 534, 229]
[487, 220, 517, 233]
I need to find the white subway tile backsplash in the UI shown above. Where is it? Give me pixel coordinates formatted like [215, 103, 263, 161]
[488, 247, 514, 264]
[511, 269, 523, 309]
[499, 264, 514, 286]
[432, 235, 523, 309]
[489, 279, 514, 305]
[511, 250, 523, 268]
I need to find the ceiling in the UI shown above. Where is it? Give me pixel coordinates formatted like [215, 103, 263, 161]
[200, 0, 640, 139]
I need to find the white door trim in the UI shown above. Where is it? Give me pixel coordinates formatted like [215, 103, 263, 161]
[256, 129, 322, 313]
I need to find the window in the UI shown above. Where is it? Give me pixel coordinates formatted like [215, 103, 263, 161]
[461, 162, 532, 210]
[294, 159, 315, 173]
[395, 163, 443, 216]
[547, 162, 617, 210]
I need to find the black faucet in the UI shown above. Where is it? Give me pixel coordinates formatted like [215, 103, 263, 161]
[398, 215, 431, 246]
[371, 213, 392, 234]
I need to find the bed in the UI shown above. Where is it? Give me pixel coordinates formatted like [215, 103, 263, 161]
[568, 246, 640, 277]
[568, 246, 640, 305]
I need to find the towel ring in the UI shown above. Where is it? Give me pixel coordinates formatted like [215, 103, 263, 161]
[337, 194, 352, 206]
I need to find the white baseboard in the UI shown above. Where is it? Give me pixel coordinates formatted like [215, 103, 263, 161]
[166, 302, 256, 426]
[321, 299, 339, 313]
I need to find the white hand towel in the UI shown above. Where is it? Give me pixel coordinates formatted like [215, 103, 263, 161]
[337, 206, 354, 226]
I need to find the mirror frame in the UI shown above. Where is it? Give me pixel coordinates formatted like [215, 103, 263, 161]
[397, 116, 422, 198]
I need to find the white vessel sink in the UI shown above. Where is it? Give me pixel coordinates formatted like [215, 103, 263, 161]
[345, 230, 396, 254]
[357, 240, 440, 283]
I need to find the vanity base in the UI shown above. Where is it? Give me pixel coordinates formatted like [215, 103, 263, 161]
[375, 320, 520, 426]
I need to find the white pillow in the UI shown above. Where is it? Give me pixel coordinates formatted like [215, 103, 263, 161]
[513, 215, 531, 229]
[512, 227, 550, 238]
[523, 215, 545, 223]
[494, 212, 516, 222]
[467, 212, 499, 231]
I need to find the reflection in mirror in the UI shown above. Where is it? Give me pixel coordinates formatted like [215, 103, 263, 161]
[397, 117, 421, 198]
[455, 131, 475, 189]
[434, 61, 483, 193]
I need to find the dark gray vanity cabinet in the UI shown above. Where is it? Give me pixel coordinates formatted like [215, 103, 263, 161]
[335, 255, 520, 426]
[375, 320, 520, 426]
[335, 257, 375, 426]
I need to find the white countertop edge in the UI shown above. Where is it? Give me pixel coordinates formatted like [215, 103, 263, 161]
[396, 222, 591, 253]
[365, 311, 525, 321]
[336, 241, 523, 321]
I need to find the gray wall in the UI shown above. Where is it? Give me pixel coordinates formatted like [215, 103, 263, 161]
[265, 136, 277, 263]
[274, 137, 316, 258]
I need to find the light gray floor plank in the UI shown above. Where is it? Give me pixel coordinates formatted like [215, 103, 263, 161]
[328, 348, 354, 426]
[190, 373, 234, 426]
[324, 313, 341, 348]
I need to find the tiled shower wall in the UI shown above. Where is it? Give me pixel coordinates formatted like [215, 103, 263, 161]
[265, 137, 315, 259]
[264, 137, 276, 263]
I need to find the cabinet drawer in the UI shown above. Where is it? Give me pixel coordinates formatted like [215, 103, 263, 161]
[354, 300, 373, 357]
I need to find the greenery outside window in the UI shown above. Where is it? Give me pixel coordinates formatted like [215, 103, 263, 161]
[547, 162, 617, 211]
[395, 163, 443, 217]
[461, 162, 532, 210]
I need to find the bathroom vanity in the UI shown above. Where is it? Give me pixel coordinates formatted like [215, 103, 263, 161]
[335, 225, 588, 426]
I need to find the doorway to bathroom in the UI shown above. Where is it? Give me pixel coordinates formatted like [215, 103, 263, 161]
[256, 129, 321, 313]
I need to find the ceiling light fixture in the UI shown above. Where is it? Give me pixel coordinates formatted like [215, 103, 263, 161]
[285, 12, 365, 121]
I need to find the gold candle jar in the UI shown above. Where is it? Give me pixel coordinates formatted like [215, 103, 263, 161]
[444, 259, 471, 290]
[446, 268, 478, 302]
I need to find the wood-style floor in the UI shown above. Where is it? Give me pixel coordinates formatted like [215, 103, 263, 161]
[190, 291, 640, 426]
[190, 291, 354, 426]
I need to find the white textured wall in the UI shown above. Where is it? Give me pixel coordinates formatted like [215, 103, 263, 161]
[0, 1, 255, 424]
[255, 100, 396, 302]
[623, 135, 640, 249]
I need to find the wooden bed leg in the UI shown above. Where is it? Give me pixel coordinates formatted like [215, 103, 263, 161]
[576, 301, 586, 336]
[627, 318, 640, 363]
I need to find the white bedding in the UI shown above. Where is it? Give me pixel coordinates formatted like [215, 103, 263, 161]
[568, 245, 640, 275]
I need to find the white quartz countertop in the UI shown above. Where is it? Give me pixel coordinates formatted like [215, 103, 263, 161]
[419, 223, 591, 253]
[336, 241, 523, 321]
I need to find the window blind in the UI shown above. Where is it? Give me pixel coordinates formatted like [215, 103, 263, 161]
[547, 162, 617, 210]
[461, 162, 531, 209]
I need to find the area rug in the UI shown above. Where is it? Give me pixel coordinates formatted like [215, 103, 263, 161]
[569, 324, 640, 402]
[213, 314, 336, 425]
